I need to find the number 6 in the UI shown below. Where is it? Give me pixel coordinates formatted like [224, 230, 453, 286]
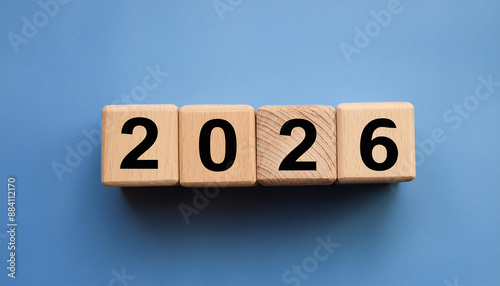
[360, 118, 398, 171]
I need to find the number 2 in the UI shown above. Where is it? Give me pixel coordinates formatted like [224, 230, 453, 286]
[279, 119, 317, 171]
[120, 117, 158, 169]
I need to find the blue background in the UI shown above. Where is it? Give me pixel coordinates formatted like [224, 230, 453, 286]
[1, 1, 500, 285]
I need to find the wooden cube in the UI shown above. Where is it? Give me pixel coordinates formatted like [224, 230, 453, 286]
[256, 105, 337, 186]
[336, 102, 416, 183]
[101, 105, 179, 187]
[179, 105, 256, 187]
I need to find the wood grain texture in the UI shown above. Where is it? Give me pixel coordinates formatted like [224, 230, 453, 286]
[101, 104, 179, 187]
[336, 102, 416, 184]
[257, 105, 336, 186]
[179, 105, 256, 187]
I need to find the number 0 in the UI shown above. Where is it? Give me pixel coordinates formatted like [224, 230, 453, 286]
[199, 119, 237, 172]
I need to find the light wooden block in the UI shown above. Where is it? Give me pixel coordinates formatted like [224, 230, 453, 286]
[101, 105, 179, 187]
[336, 102, 416, 184]
[256, 105, 337, 186]
[179, 105, 256, 187]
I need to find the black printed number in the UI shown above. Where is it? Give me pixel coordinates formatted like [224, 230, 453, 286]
[279, 119, 317, 171]
[199, 119, 237, 172]
[360, 118, 398, 171]
[120, 117, 159, 169]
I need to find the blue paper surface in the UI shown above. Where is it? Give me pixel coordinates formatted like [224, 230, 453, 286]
[1, 1, 499, 285]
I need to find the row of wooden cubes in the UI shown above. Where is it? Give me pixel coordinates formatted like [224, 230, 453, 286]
[101, 103, 415, 187]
